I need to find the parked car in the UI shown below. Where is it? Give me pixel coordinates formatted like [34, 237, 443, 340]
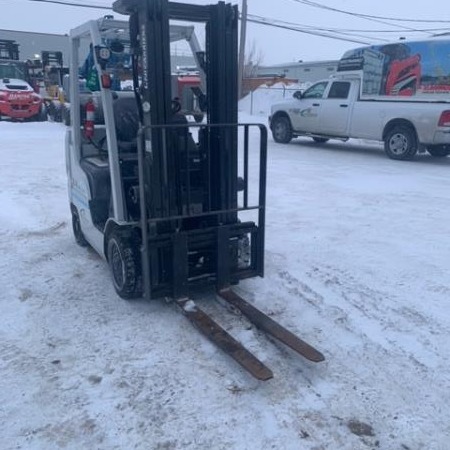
[0, 78, 46, 121]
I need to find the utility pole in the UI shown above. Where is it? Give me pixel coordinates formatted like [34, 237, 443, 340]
[238, 0, 248, 100]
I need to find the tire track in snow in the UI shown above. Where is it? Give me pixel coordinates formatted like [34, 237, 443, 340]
[256, 260, 450, 450]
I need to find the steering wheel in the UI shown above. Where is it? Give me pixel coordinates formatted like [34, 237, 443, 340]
[171, 97, 182, 114]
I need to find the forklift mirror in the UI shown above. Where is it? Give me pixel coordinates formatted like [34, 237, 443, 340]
[95, 46, 111, 70]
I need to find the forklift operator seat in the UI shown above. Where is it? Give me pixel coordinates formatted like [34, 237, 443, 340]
[113, 94, 140, 151]
[112, 93, 195, 151]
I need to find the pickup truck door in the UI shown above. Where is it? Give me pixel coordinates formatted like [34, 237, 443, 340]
[290, 81, 328, 133]
[318, 80, 354, 136]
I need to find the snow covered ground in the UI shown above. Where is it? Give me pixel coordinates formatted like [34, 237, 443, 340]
[1, 117, 450, 450]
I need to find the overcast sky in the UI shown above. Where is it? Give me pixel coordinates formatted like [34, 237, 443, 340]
[1, 0, 449, 65]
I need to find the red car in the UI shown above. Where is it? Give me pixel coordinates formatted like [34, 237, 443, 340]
[0, 78, 45, 121]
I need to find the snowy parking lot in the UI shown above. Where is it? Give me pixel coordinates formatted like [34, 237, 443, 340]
[1, 118, 450, 450]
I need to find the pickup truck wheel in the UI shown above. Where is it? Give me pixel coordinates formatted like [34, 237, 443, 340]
[427, 145, 450, 157]
[384, 126, 417, 160]
[312, 137, 329, 143]
[271, 116, 293, 144]
[107, 233, 142, 300]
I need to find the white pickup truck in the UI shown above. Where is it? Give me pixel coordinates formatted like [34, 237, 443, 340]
[269, 75, 450, 160]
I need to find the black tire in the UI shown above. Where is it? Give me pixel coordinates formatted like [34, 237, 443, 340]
[107, 232, 142, 300]
[63, 105, 71, 126]
[171, 98, 182, 114]
[312, 137, 329, 143]
[193, 113, 204, 123]
[427, 145, 450, 158]
[384, 125, 418, 160]
[46, 102, 56, 122]
[271, 115, 293, 144]
[72, 209, 89, 247]
[36, 104, 48, 122]
[53, 105, 62, 123]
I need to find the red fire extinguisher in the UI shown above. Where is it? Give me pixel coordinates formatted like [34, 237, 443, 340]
[84, 99, 95, 139]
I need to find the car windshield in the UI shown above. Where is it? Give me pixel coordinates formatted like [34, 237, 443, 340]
[0, 63, 25, 80]
[4, 84, 29, 90]
[302, 81, 328, 99]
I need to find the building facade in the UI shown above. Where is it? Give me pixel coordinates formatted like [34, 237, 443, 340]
[258, 60, 338, 84]
[0, 28, 195, 70]
[0, 29, 71, 63]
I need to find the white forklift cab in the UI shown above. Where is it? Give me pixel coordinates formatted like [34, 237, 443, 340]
[66, 16, 204, 260]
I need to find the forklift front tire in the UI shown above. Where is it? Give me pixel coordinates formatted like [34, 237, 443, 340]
[72, 208, 89, 247]
[107, 233, 142, 300]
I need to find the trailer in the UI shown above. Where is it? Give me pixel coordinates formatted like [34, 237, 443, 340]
[65, 0, 324, 380]
[337, 37, 450, 98]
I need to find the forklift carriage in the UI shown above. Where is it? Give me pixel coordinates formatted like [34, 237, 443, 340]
[66, 0, 324, 380]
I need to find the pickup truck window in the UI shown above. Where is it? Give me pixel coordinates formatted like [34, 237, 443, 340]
[328, 81, 351, 99]
[302, 81, 328, 99]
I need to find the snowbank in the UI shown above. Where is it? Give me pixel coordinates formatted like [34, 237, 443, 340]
[239, 81, 311, 116]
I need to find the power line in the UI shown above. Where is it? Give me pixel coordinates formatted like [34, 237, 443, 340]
[248, 14, 390, 43]
[247, 16, 373, 45]
[11, 0, 450, 27]
[7, 0, 450, 44]
[249, 14, 419, 41]
[285, 0, 439, 35]
[25, 0, 109, 9]
[252, 17, 450, 34]
[284, 0, 417, 31]
[287, 0, 450, 24]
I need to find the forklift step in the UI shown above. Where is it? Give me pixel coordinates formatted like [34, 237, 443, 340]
[177, 298, 273, 381]
[217, 289, 325, 363]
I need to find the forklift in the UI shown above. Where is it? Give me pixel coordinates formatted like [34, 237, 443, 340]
[66, 0, 324, 380]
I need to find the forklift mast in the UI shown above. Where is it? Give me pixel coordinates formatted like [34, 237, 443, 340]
[112, 0, 267, 299]
[114, 0, 238, 219]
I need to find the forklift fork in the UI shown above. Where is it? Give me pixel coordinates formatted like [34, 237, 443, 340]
[177, 289, 324, 380]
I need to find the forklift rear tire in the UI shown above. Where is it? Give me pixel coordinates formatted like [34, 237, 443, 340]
[72, 209, 89, 247]
[107, 233, 142, 300]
